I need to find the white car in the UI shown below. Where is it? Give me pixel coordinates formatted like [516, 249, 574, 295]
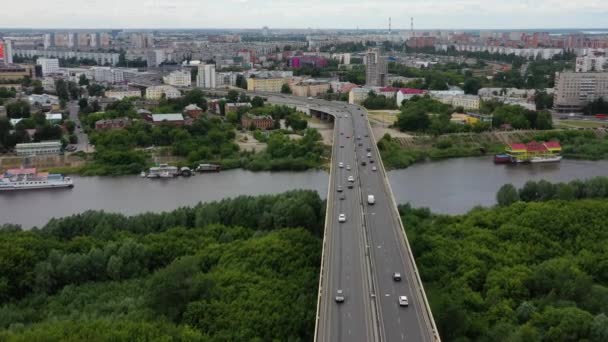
[372, 166, 377, 172]
[338, 214, 346, 223]
[345, 115, 349, 118]
[346, 165, 351, 170]
[347, 176, 355, 183]
[335, 289, 345, 303]
[399, 296, 409, 306]
[338, 162, 344, 168]
[367, 152, 372, 158]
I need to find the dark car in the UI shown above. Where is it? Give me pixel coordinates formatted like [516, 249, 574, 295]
[347, 183, 354, 189]
[366, 147, 371, 152]
[370, 159, 374, 164]
[361, 161, 367, 166]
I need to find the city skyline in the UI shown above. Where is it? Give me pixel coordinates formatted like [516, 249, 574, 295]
[1, 0, 608, 30]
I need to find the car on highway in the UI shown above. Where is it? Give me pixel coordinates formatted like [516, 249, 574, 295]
[357, 136, 361, 140]
[348, 183, 354, 189]
[367, 152, 372, 158]
[340, 145, 344, 148]
[361, 161, 367, 166]
[370, 159, 374, 164]
[393, 272, 402, 281]
[337, 186, 343, 192]
[367, 195, 375, 205]
[372, 166, 377, 172]
[347, 176, 355, 182]
[345, 115, 349, 118]
[358, 142, 362, 146]
[338, 214, 346, 223]
[340, 132, 344, 135]
[364, 134, 369, 137]
[335, 289, 345, 303]
[366, 147, 371, 152]
[399, 295, 409, 306]
[339, 194, 345, 200]
[346, 165, 351, 170]
[338, 162, 344, 168]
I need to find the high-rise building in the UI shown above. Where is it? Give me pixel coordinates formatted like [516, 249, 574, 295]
[365, 48, 388, 87]
[554, 71, 608, 112]
[576, 52, 607, 72]
[36, 58, 60, 76]
[0, 39, 13, 65]
[197, 64, 216, 89]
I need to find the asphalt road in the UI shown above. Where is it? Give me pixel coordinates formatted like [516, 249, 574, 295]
[266, 95, 438, 341]
[67, 102, 91, 152]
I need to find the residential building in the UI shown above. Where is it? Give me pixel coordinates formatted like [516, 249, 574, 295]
[15, 141, 62, 156]
[95, 118, 132, 130]
[349, 87, 372, 104]
[247, 77, 288, 93]
[396, 88, 427, 105]
[36, 58, 60, 76]
[183, 104, 203, 118]
[28, 94, 60, 109]
[451, 95, 481, 110]
[105, 89, 141, 100]
[0, 64, 34, 81]
[45, 113, 63, 124]
[575, 52, 607, 72]
[554, 71, 608, 112]
[332, 53, 351, 65]
[1, 39, 13, 65]
[365, 48, 388, 87]
[163, 70, 191, 87]
[15, 49, 120, 66]
[241, 113, 274, 130]
[197, 64, 216, 88]
[225, 102, 252, 114]
[151, 113, 185, 126]
[290, 80, 331, 97]
[216, 72, 238, 87]
[145, 85, 181, 100]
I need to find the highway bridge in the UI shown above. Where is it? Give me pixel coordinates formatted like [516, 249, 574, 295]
[181, 88, 440, 341]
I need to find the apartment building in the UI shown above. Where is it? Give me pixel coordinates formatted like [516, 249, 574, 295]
[163, 70, 191, 87]
[246, 77, 288, 93]
[105, 89, 142, 100]
[37, 58, 60, 76]
[554, 71, 608, 112]
[365, 48, 388, 87]
[196, 64, 216, 89]
[145, 85, 181, 100]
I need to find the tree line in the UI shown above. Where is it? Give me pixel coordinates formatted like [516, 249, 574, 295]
[400, 198, 608, 341]
[497, 176, 608, 206]
[0, 190, 324, 341]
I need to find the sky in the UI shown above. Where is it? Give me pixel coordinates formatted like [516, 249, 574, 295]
[1, 0, 608, 30]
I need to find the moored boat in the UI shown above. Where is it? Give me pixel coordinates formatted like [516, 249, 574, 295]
[493, 154, 513, 164]
[0, 168, 73, 191]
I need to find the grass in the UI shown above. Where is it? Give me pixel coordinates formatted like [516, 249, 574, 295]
[556, 120, 607, 129]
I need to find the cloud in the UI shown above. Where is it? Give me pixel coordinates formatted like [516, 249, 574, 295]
[1, 0, 607, 29]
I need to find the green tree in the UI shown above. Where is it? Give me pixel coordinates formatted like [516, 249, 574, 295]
[281, 83, 292, 94]
[251, 96, 264, 108]
[226, 90, 239, 103]
[78, 74, 89, 86]
[463, 78, 482, 95]
[497, 184, 520, 206]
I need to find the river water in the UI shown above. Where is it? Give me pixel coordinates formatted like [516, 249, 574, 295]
[0, 170, 329, 229]
[2, 157, 608, 228]
[388, 157, 608, 214]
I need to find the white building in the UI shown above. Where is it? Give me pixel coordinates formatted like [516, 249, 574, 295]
[163, 70, 191, 87]
[432, 93, 481, 110]
[216, 72, 238, 87]
[90, 67, 138, 84]
[349, 87, 372, 104]
[145, 85, 181, 100]
[576, 53, 607, 72]
[15, 141, 62, 156]
[1, 39, 13, 64]
[197, 64, 216, 89]
[41, 77, 55, 91]
[105, 89, 141, 100]
[36, 58, 60, 76]
[554, 71, 608, 112]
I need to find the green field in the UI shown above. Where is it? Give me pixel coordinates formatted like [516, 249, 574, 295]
[557, 119, 606, 129]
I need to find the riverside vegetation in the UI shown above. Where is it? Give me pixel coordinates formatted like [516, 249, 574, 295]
[74, 97, 327, 176]
[0, 190, 323, 341]
[402, 191, 608, 340]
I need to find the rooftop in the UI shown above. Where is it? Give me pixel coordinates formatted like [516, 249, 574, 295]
[152, 113, 184, 122]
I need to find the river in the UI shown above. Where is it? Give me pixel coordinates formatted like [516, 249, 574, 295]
[388, 157, 608, 214]
[0, 170, 329, 229]
[2, 157, 608, 228]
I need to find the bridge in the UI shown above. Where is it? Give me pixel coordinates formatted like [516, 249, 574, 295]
[179, 88, 441, 341]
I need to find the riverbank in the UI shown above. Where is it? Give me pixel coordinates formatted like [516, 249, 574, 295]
[378, 129, 608, 170]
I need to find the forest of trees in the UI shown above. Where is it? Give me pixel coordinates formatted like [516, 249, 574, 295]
[401, 199, 608, 341]
[0, 191, 324, 341]
[497, 177, 608, 206]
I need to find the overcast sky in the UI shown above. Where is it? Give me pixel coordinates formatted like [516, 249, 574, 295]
[2, 0, 608, 30]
